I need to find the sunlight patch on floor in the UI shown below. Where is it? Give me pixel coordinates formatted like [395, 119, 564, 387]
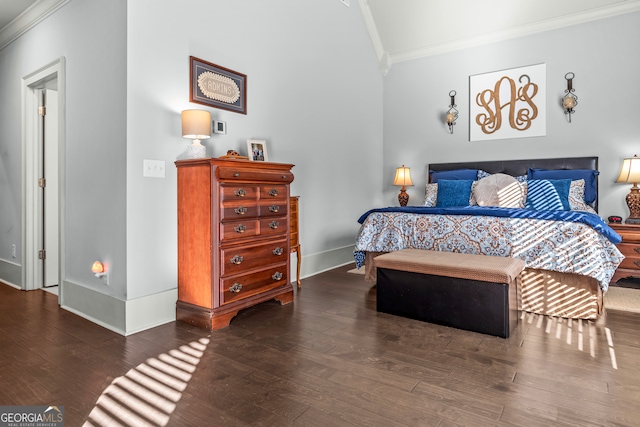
[83, 337, 210, 426]
[521, 311, 617, 370]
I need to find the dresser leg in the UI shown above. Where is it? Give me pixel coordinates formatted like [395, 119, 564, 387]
[297, 245, 302, 288]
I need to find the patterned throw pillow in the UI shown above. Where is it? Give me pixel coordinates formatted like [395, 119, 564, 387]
[525, 179, 572, 211]
[568, 179, 596, 212]
[423, 183, 438, 207]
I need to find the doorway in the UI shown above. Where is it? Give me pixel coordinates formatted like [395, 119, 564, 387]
[22, 58, 66, 300]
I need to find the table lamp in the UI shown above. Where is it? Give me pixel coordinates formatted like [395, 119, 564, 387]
[616, 155, 640, 224]
[393, 165, 413, 206]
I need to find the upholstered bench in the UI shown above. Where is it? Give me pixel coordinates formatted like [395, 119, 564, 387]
[373, 249, 525, 338]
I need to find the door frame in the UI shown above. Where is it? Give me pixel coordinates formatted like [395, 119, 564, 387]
[22, 57, 66, 299]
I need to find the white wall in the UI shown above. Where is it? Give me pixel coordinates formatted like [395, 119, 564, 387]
[0, 0, 127, 295]
[382, 11, 640, 220]
[125, 0, 383, 299]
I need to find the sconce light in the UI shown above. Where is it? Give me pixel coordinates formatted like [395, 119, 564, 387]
[393, 165, 414, 207]
[445, 90, 458, 134]
[91, 261, 109, 284]
[562, 72, 577, 122]
[616, 155, 640, 224]
[181, 109, 211, 158]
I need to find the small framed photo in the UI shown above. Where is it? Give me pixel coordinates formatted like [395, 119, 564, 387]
[214, 120, 227, 134]
[247, 139, 268, 162]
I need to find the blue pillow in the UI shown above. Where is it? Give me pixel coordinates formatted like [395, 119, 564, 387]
[528, 168, 599, 204]
[436, 179, 474, 207]
[430, 168, 478, 183]
[526, 179, 572, 211]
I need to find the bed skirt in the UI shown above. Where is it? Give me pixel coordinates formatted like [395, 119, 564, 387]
[364, 251, 603, 319]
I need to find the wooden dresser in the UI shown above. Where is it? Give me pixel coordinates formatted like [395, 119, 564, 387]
[290, 196, 301, 288]
[175, 158, 295, 331]
[610, 223, 640, 283]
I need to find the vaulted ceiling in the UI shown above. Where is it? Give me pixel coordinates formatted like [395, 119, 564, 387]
[2, 0, 640, 69]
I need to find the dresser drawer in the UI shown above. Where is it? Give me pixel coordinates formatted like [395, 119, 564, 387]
[220, 185, 258, 201]
[220, 264, 288, 305]
[218, 167, 293, 184]
[220, 203, 259, 220]
[220, 220, 259, 241]
[260, 185, 288, 200]
[616, 243, 640, 270]
[220, 239, 288, 276]
[260, 217, 288, 236]
[258, 200, 287, 217]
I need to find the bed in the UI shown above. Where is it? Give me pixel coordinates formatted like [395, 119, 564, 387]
[354, 157, 624, 319]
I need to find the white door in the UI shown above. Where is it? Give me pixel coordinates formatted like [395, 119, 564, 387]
[43, 89, 59, 287]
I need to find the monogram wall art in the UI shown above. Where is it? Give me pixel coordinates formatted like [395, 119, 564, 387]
[469, 64, 546, 142]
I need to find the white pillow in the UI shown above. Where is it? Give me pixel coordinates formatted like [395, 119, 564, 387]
[472, 173, 525, 208]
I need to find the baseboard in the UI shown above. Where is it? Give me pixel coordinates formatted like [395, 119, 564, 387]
[125, 288, 177, 336]
[299, 244, 356, 279]
[0, 259, 22, 288]
[61, 280, 126, 334]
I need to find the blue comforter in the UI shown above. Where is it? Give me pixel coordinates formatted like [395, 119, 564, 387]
[358, 206, 621, 244]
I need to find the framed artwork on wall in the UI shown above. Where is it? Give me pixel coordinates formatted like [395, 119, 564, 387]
[247, 139, 268, 162]
[469, 63, 546, 142]
[190, 56, 247, 114]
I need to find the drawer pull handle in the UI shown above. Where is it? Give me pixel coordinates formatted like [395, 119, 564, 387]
[230, 283, 243, 293]
[269, 188, 279, 197]
[269, 221, 279, 229]
[634, 261, 640, 268]
[634, 248, 640, 254]
[272, 272, 283, 281]
[234, 224, 246, 233]
[234, 206, 247, 215]
[269, 205, 280, 213]
[273, 247, 284, 256]
[234, 188, 246, 197]
[230, 255, 243, 265]
[233, 173, 240, 177]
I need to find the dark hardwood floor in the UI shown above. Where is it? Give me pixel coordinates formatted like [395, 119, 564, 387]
[2, 265, 640, 426]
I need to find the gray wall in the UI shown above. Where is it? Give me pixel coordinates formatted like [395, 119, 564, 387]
[0, 0, 383, 332]
[382, 11, 640, 220]
[0, 0, 127, 294]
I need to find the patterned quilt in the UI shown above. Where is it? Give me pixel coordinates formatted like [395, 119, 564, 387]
[354, 209, 624, 292]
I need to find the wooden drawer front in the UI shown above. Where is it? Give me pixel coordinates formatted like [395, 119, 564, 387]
[259, 201, 287, 217]
[617, 230, 640, 243]
[617, 243, 640, 270]
[218, 167, 293, 184]
[221, 264, 288, 305]
[220, 239, 288, 276]
[260, 217, 288, 236]
[220, 185, 258, 201]
[220, 220, 259, 241]
[221, 203, 259, 220]
[260, 185, 288, 201]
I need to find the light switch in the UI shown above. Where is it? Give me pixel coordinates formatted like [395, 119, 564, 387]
[143, 159, 166, 178]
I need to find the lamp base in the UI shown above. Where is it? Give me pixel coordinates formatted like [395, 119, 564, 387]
[625, 217, 640, 224]
[626, 186, 640, 223]
[187, 142, 206, 159]
[398, 188, 409, 207]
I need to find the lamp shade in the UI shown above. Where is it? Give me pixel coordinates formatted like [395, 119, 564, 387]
[616, 155, 640, 184]
[393, 165, 413, 187]
[181, 110, 211, 139]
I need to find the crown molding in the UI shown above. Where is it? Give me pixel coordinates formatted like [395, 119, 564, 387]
[359, 0, 640, 73]
[0, 0, 70, 52]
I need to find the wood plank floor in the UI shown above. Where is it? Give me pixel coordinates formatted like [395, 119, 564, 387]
[2, 265, 640, 426]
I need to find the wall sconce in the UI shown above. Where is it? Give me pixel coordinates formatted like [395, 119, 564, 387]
[616, 155, 640, 224]
[445, 90, 458, 134]
[181, 109, 211, 158]
[91, 261, 109, 284]
[562, 72, 577, 122]
[393, 165, 413, 207]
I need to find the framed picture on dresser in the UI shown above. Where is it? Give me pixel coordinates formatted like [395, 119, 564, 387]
[247, 139, 268, 161]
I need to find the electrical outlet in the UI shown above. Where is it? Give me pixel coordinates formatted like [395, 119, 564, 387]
[143, 159, 166, 178]
[11, 244, 16, 258]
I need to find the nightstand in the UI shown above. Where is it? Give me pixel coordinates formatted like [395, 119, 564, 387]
[610, 223, 640, 283]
